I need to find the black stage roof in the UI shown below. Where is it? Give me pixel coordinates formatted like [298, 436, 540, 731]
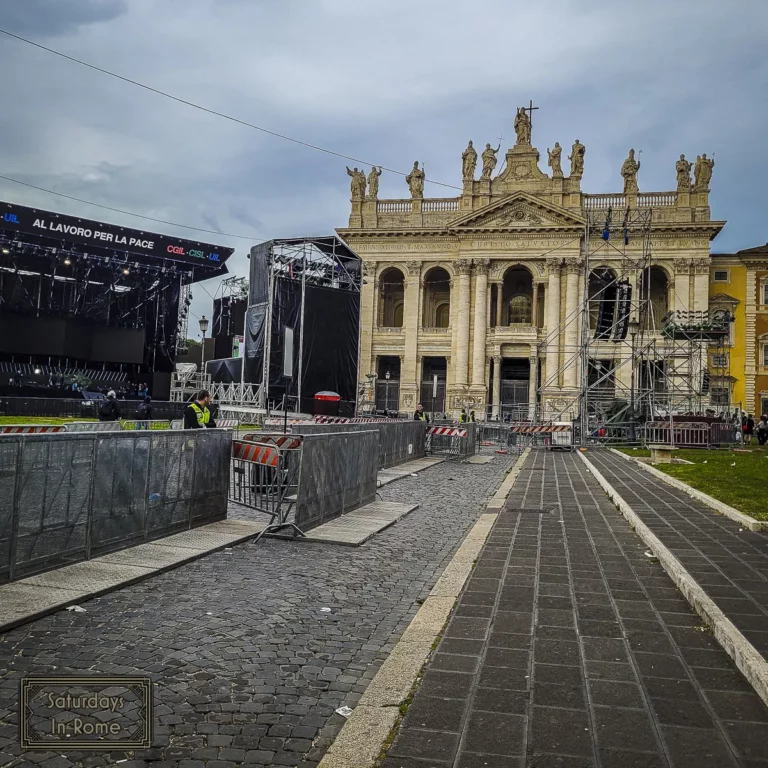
[0, 200, 234, 282]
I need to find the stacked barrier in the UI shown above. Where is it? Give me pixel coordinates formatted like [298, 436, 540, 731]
[426, 424, 475, 459]
[290, 421, 426, 470]
[0, 429, 230, 583]
[229, 435, 302, 529]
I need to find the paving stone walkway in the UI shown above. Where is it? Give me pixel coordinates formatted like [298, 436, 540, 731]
[384, 450, 768, 767]
[587, 450, 768, 659]
[0, 454, 513, 768]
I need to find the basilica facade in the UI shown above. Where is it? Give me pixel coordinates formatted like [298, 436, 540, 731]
[337, 110, 724, 419]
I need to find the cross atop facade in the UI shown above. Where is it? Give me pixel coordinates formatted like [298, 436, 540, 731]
[523, 99, 539, 129]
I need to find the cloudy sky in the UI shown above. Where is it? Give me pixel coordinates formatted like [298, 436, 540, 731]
[1, 0, 766, 337]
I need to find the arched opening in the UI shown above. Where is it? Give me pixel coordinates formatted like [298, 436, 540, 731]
[640, 266, 669, 331]
[378, 268, 404, 328]
[502, 267, 533, 325]
[435, 302, 450, 328]
[588, 267, 617, 336]
[423, 268, 451, 328]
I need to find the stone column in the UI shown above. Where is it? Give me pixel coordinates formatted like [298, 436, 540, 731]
[471, 259, 490, 387]
[528, 352, 538, 418]
[532, 282, 540, 327]
[454, 259, 472, 387]
[401, 260, 422, 408]
[359, 261, 376, 385]
[693, 258, 710, 312]
[544, 258, 562, 388]
[563, 258, 581, 389]
[495, 282, 503, 326]
[673, 258, 691, 314]
[492, 354, 502, 420]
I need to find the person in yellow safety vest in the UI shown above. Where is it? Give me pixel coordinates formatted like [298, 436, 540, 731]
[413, 403, 429, 422]
[183, 389, 217, 429]
[459, 408, 468, 423]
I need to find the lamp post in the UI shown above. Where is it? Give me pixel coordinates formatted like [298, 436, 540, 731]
[628, 318, 640, 442]
[199, 315, 209, 377]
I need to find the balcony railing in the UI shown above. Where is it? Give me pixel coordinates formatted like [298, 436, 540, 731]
[377, 200, 411, 213]
[584, 192, 678, 210]
[422, 199, 460, 212]
[376, 326, 405, 333]
[637, 192, 677, 207]
[421, 326, 451, 333]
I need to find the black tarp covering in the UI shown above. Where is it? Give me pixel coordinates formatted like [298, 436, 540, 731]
[267, 278, 302, 403]
[267, 279, 359, 409]
[301, 283, 358, 405]
[243, 241, 271, 385]
[207, 357, 241, 384]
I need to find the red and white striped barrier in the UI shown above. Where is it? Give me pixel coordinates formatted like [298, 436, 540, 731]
[241, 434, 303, 450]
[510, 424, 570, 434]
[313, 416, 404, 425]
[0, 425, 65, 434]
[231, 441, 279, 468]
[427, 426, 468, 438]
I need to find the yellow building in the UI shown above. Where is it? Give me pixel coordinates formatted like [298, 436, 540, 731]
[710, 245, 768, 418]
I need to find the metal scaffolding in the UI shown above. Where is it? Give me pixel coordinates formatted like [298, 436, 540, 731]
[536, 205, 734, 443]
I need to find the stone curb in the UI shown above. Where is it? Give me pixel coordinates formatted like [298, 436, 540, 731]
[486, 447, 531, 509]
[578, 450, 768, 709]
[317, 450, 531, 768]
[316, 514, 496, 768]
[0, 520, 267, 634]
[608, 447, 767, 532]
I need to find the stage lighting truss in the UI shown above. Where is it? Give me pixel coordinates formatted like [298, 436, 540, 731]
[268, 237, 361, 292]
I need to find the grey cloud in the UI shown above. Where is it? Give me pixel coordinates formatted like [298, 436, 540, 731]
[2, 0, 128, 37]
[1, 0, 767, 322]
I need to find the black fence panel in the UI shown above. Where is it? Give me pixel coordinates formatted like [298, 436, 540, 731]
[0, 429, 230, 583]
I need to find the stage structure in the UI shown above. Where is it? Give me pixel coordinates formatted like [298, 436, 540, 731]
[539, 205, 734, 438]
[239, 236, 361, 418]
[0, 200, 233, 398]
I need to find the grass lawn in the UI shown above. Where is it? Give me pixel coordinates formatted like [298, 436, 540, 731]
[0, 416, 96, 425]
[616, 446, 768, 521]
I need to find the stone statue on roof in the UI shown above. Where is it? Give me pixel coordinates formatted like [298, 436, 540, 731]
[514, 107, 531, 145]
[346, 166, 366, 200]
[462, 140, 477, 181]
[676, 154, 692, 189]
[621, 149, 641, 193]
[406, 161, 425, 198]
[547, 142, 563, 178]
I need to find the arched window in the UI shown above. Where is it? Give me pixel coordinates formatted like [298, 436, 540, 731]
[435, 303, 450, 328]
[509, 295, 532, 324]
[423, 268, 451, 328]
[378, 268, 405, 327]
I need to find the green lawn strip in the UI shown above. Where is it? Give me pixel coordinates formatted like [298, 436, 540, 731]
[618, 446, 768, 521]
[0, 416, 96, 425]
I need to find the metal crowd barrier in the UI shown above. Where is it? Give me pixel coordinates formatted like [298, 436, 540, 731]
[642, 421, 710, 448]
[0, 429, 230, 583]
[477, 423, 514, 451]
[426, 425, 472, 459]
[229, 434, 303, 535]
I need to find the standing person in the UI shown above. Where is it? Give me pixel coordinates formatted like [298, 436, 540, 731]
[459, 408, 468, 424]
[136, 396, 153, 429]
[757, 415, 768, 446]
[183, 390, 217, 429]
[413, 403, 429, 422]
[746, 414, 755, 445]
[469, 410, 477, 422]
[99, 390, 121, 422]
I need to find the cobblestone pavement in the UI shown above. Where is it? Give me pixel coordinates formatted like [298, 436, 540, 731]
[0, 454, 513, 768]
[587, 450, 768, 658]
[384, 450, 768, 768]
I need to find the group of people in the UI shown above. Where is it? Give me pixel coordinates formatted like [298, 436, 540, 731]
[412, 403, 476, 423]
[740, 413, 768, 445]
[97, 390, 153, 424]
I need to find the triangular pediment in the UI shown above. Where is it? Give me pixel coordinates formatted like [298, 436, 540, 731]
[450, 192, 586, 231]
[709, 292, 739, 306]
